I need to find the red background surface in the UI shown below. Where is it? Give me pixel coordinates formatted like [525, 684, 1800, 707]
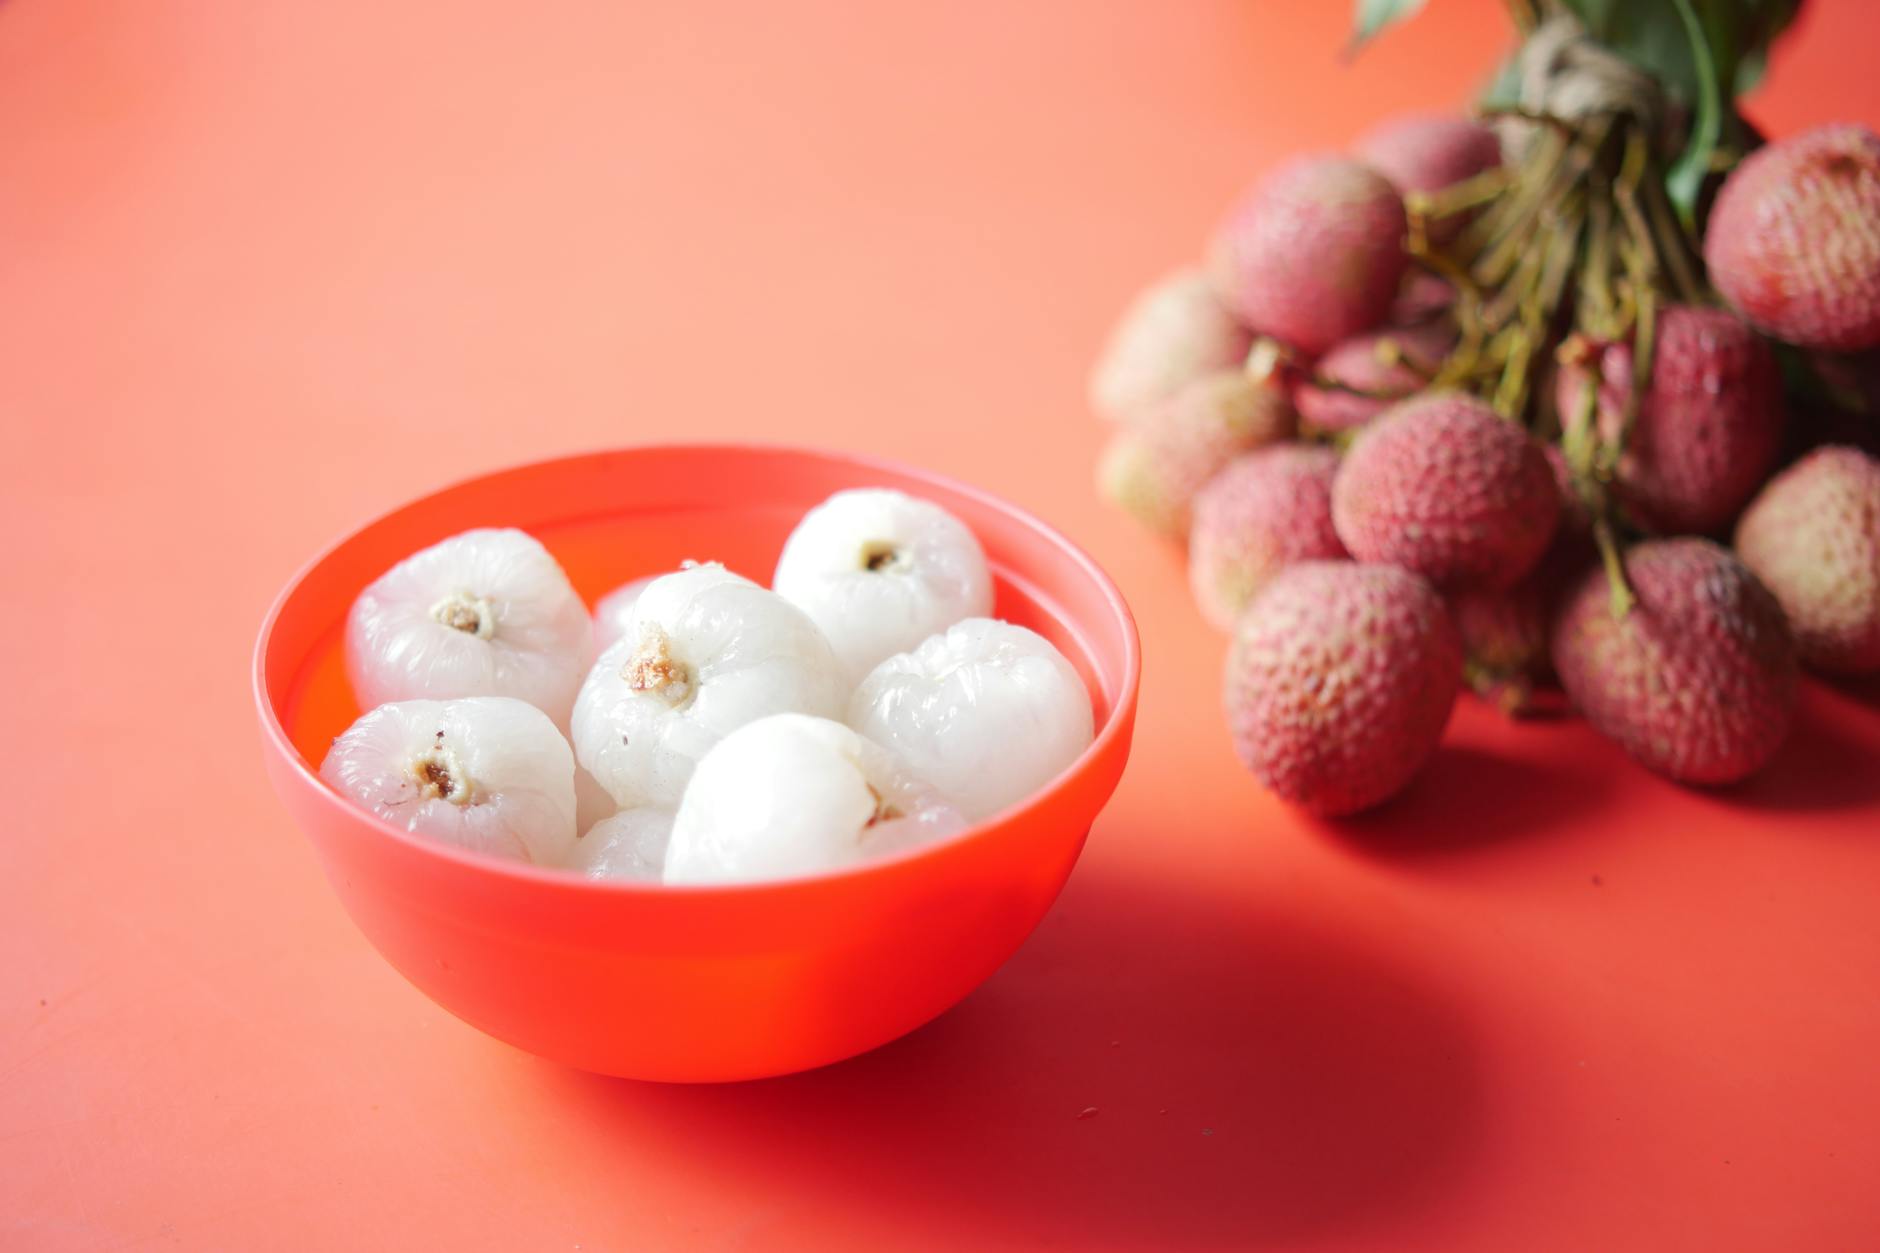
[5, 1, 1879, 1248]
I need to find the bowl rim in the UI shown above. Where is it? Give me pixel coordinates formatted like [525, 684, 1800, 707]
[253, 441, 1142, 898]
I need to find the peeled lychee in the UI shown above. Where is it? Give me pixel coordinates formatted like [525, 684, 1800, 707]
[1353, 114, 1502, 242]
[346, 528, 592, 726]
[1332, 392, 1559, 588]
[1555, 304, 1784, 535]
[571, 563, 845, 810]
[1552, 539, 1798, 784]
[1292, 321, 1454, 435]
[1224, 562, 1460, 816]
[1208, 155, 1407, 356]
[847, 619, 1094, 821]
[1097, 363, 1295, 537]
[565, 807, 674, 882]
[663, 714, 965, 885]
[1187, 444, 1347, 631]
[773, 489, 994, 686]
[1705, 123, 1880, 352]
[321, 696, 577, 865]
[1734, 445, 1880, 674]
[1089, 267, 1255, 422]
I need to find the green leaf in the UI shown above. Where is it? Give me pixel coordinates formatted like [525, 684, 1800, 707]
[1665, 0, 1723, 225]
[1349, 0, 1429, 51]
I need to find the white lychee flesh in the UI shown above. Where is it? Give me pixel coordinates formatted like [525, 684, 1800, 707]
[592, 575, 656, 654]
[848, 618, 1094, 820]
[346, 528, 592, 726]
[664, 714, 965, 885]
[564, 807, 674, 882]
[571, 563, 845, 810]
[772, 489, 994, 686]
[319, 696, 577, 866]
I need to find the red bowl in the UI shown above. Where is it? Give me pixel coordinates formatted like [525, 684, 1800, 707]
[253, 445, 1140, 1082]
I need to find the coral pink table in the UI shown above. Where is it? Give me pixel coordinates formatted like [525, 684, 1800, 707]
[5, 1, 1878, 1247]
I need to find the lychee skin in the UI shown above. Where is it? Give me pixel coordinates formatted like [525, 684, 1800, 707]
[1734, 445, 1880, 674]
[1332, 392, 1560, 589]
[1089, 268, 1255, 422]
[1293, 321, 1454, 435]
[1355, 114, 1503, 196]
[1555, 305, 1784, 536]
[1208, 155, 1408, 356]
[1448, 580, 1557, 715]
[1097, 367, 1295, 537]
[1224, 562, 1460, 817]
[1705, 124, 1880, 352]
[1552, 539, 1799, 784]
[1188, 444, 1347, 631]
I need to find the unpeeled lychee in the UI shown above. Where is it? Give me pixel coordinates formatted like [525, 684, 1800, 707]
[1551, 539, 1798, 784]
[1705, 123, 1880, 352]
[1449, 581, 1553, 715]
[1224, 562, 1460, 816]
[1353, 114, 1502, 242]
[1331, 392, 1559, 588]
[1292, 321, 1454, 435]
[1555, 304, 1784, 535]
[1097, 363, 1295, 537]
[1187, 444, 1347, 631]
[1089, 268, 1255, 422]
[1734, 445, 1880, 674]
[1208, 155, 1407, 356]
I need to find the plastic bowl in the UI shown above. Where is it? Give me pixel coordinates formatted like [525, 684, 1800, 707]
[253, 445, 1140, 1082]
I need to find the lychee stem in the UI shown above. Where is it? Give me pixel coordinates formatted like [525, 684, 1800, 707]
[1593, 518, 1637, 619]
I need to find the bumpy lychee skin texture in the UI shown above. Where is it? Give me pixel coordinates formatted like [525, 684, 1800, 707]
[1449, 580, 1558, 715]
[1552, 539, 1799, 784]
[1097, 367, 1295, 537]
[1555, 305, 1784, 535]
[1293, 321, 1455, 435]
[1332, 392, 1559, 588]
[1208, 155, 1407, 356]
[1188, 444, 1348, 631]
[1705, 124, 1880, 352]
[1089, 268, 1255, 422]
[1224, 562, 1460, 817]
[1734, 445, 1880, 674]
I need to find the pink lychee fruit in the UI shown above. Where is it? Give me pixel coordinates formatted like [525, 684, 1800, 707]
[1448, 580, 1559, 716]
[1734, 445, 1880, 675]
[1207, 155, 1408, 356]
[1089, 267, 1255, 423]
[1097, 363, 1295, 537]
[1551, 539, 1799, 784]
[1554, 304, 1784, 535]
[1705, 123, 1880, 352]
[1293, 321, 1455, 435]
[1224, 561, 1460, 817]
[1187, 443, 1348, 631]
[1331, 391, 1559, 588]
[1353, 114, 1502, 242]
[1388, 270, 1457, 325]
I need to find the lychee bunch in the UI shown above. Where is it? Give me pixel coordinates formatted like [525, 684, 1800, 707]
[1293, 321, 1455, 436]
